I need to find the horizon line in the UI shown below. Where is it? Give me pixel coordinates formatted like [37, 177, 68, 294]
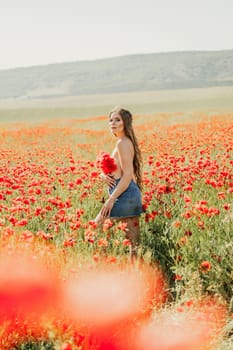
[1, 47, 233, 72]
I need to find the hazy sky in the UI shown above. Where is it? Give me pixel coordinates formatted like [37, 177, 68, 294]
[0, 0, 233, 70]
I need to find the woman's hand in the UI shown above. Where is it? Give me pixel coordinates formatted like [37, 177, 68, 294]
[100, 197, 115, 218]
[100, 173, 116, 188]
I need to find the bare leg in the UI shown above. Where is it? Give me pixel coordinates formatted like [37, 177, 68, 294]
[94, 213, 140, 260]
[120, 216, 140, 259]
[94, 210, 105, 226]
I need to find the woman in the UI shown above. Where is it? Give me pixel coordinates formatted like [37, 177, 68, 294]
[94, 107, 143, 252]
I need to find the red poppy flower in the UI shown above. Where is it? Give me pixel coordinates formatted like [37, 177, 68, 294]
[200, 260, 211, 273]
[97, 152, 117, 175]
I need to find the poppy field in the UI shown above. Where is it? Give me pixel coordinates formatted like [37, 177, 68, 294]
[0, 112, 232, 349]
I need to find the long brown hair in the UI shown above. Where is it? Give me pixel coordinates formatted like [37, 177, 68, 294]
[109, 107, 143, 191]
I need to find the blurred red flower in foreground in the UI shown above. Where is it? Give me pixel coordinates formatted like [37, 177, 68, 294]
[134, 303, 226, 350]
[0, 254, 60, 321]
[64, 266, 146, 327]
[135, 314, 205, 350]
[96, 152, 117, 175]
[62, 262, 166, 350]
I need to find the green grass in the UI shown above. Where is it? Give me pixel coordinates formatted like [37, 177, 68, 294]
[0, 86, 233, 124]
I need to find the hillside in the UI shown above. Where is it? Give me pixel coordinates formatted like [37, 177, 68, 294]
[0, 50, 233, 99]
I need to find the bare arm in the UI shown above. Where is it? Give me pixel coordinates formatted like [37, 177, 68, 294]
[99, 172, 116, 188]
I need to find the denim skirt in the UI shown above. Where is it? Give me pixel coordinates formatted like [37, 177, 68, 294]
[108, 178, 143, 218]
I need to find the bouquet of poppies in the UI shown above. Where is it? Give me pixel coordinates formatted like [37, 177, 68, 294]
[96, 152, 117, 175]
